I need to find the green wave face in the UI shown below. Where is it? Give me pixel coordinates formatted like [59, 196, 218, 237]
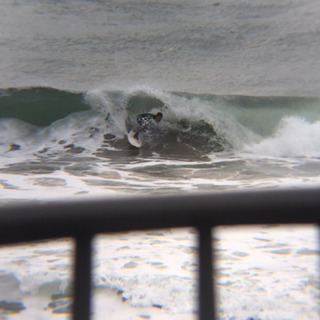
[0, 87, 90, 126]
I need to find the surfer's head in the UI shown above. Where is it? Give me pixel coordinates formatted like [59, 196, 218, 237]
[154, 112, 163, 122]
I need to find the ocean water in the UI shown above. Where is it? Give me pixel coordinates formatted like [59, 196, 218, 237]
[0, 0, 320, 319]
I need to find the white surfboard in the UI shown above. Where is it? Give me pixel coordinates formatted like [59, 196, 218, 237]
[128, 130, 142, 148]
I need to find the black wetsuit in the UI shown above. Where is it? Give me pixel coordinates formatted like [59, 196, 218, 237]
[134, 113, 157, 138]
[137, 113, 156, 126]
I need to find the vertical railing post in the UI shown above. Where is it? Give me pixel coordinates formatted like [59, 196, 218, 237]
[73, 234, 93, 320]
[198, 225, 215, 320]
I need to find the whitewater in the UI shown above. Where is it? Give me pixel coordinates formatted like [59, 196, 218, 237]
[0, 1, 320, 319]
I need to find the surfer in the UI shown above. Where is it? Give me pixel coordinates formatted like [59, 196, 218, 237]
[134, 112, 163, 139]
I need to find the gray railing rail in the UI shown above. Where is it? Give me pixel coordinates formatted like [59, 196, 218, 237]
[0, 188, 320, 320]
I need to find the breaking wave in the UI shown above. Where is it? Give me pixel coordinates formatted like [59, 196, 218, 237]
[1, 86, 320, 160]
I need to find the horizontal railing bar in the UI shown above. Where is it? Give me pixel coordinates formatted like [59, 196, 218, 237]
[0, 188, 320, 245]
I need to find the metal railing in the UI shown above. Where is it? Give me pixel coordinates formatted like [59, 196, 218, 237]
[0, 188, 320, 320]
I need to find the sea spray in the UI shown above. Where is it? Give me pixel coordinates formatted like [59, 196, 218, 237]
[244, 116, 320, 158]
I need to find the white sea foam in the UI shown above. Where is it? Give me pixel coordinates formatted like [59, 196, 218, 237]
[244, 116, 320, 158]
[0, 226, 318, 320]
